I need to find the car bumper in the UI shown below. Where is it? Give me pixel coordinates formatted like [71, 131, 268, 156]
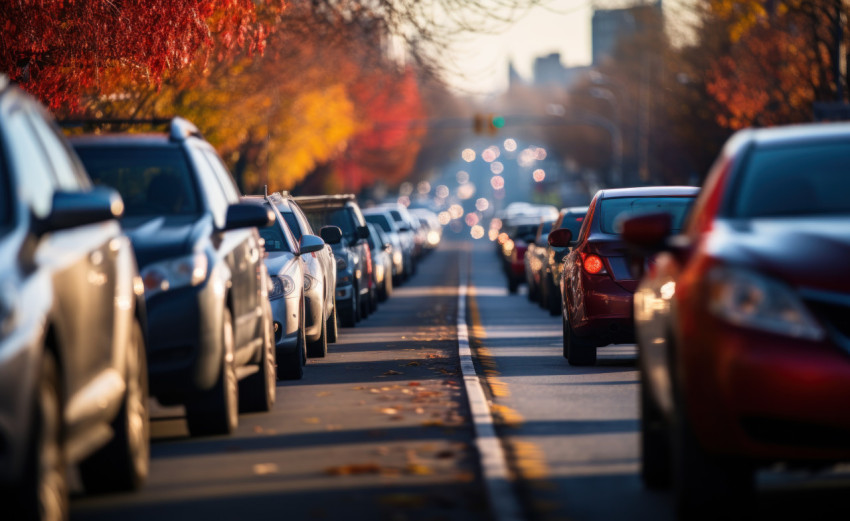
[144, 281, 227, 403]
[304, 283, 324, 342]
[572, 276, 635, 344]
[681, 317, 850, 462]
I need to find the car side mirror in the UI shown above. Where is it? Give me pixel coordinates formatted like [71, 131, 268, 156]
[357, 226, 370, 240]
[36, 187, 124, 235]
[621, 213, 672, 250]
[299, 234, 325, 255]
[320, 225, 342, 244]
[547, 228, 573, 248]
[223, 203, 275, 231]
[397, 226, 410, 233]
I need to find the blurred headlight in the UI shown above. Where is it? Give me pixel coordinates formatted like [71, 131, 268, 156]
[269, 275, 296, 300]
[708, 266, 824, 341]
[427, 230, 440, 246]
[393, 251, 403, 265]
[141, 252, 208, 298]
[304, 274, 316, 291]
[336, 257, 347, 271]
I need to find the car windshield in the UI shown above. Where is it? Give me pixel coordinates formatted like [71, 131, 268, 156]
[303, 207, 356, 240]
[365, 213, 392, 232]
[74, 145, 201, 217]
[732, 143, 850, 218]
[259, 223, 292, 252]
[599, 197, 694, 234]
[282, 212, 302, 239]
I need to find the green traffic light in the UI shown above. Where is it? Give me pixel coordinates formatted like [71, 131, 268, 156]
[491, 115, 505, 129]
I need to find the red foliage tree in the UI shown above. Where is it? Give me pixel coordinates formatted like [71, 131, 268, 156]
[0, 0, 284, 109]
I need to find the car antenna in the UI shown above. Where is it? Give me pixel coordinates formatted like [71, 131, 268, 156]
[264, 185, 268, 197]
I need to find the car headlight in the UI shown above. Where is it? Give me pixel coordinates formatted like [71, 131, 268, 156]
[141, 252, 208, 298]
[393, 251, 403, 265]
[269, 260, 300, 300]
[336, 257, 347, 271]
[304, 273, 316, 291]
[708, 266, 824, 341]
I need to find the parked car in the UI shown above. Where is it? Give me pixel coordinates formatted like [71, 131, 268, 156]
[500, 217, 541, 293]
[295, 195, 373, 326]
[409, 207, 442, 252]
[378, 203, 419, 272]
[0, 78, 149, 519]
[523, 218, 553, 302]
[266, 192, 338, 349]
[540, 206, 589, 315]
[71, 117, 276, 437]
[243, 197, 324, 378]
[549, 186, 698, 366]
[366, 222, 393, 301]
[623, 123, 850, 517]
[363, 208, 407, 284]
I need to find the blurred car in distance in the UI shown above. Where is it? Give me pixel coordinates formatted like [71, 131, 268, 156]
[524, 218, 553, 302]
[540, 206, 589, 315]
[623, 123, 850, 517]
[71, 117, 277, 437]
[500, 217, 542, 293]
[409, 207, 442, 252]
[0, 78, 149, 519]
[364, 208, 408, 284]
[267, 192, 338, 349]
[296, 195, 373, 326]
[378, 202, 420, 271]
[366, 222, 393, 301]
[550, 186, 698, 366]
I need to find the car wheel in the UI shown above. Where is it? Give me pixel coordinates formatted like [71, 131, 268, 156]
[547, 281, 561, 316]
[277, 301, 306, 380]
[307, 308, 328, 358]
[186, 308, 239, 436]
[507, 276, 519, 294]
[640, 366, 671, 489]
[326, 303, 339, 343]
[564, 314, 596, 366]
[340, 290, 357, 327]
[673, 394, 754, 518]
[15, 350, 68, 521]
[527, 279, 537, 301]
[239, 308, 277, 411]
[80, 318, 150, 492]
[359, 291, 370, 319]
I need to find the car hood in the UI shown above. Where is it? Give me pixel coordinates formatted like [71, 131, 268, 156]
[121, 214, 210, 268]
[264, 251, 299, 276]
[711, 217, 850, 293]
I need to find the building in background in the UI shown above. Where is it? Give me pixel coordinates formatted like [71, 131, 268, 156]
[592, 1, 662, 65]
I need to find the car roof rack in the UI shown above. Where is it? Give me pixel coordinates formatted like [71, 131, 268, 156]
[292, 194, 356, 207]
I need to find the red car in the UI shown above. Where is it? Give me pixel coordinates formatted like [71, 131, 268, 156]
[623, 123, 850, 517]
[550, 186, 698, 365]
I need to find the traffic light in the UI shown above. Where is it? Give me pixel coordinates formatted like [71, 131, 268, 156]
[473, 113, 504, 135]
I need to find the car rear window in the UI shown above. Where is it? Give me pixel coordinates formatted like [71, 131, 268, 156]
[74, 145, 201, 217]
[302, 207, 356, 241]
[365, 214, 392, 232]
[599, 197, 694, 234]
[731, 142, 850, 218]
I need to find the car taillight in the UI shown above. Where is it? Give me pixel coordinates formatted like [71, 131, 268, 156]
[581, 253, 606, 275]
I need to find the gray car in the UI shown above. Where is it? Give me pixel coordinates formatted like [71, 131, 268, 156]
[0, 77, 149, 519]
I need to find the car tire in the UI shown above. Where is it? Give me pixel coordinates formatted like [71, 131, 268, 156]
[79, 318, 150, 493]
[340, 288, 357, 327]
[527, 279, 537, 302]
[14, 350, 68, 521]
[307, 309, 328, 358]
[327, 304, 339, 343]
[640, 367, 671, 489]
[277, 301, 306, 380]
[186, 308, 239, 436]
[359, 291, 370, 319]
[507, 276, 519, 294]
[547, 281, 561, 316]
[673, 393, 754, 519]
[564, 315, 596, 366]
[239, 310, 277, 412]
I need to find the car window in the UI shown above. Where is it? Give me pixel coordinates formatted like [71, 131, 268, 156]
[731, 143, 850, 217]
[291, 203, 315, 235]
[4, 107, 56, 219]
[27, 111, 88, 191]
[599, 196, 695, 234]
[186, 146, 228, 227]
[558, 213, 585, 239]
[75, 145, 202, 218]
[282, 212, 303, 240]
[302, 206, 356, 241]
[577, 198, 596, 243]
[202, 149, 241, 203]
[365, 213, 393, 232]
[259, 207, 293, 253]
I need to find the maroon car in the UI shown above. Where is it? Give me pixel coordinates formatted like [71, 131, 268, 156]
[550, 186, 698, 365]
[624, 123, 850, 517]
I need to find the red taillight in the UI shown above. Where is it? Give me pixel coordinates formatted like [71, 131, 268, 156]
[581, 253, 605, 274]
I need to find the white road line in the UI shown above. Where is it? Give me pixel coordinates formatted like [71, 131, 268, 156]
[458, 250, 525, 521]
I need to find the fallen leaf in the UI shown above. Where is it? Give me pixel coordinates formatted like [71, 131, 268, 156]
[421, 419, 444, 427]
[383, 370, 403, 376]
[303, 417, 321, 424]
[252, 463, 279, 475]
[408, 382, 421, 387]
[253, 425, 264, 433]
[414, 407, 425, 415]
[381, 408, 399, 415]
[404, 361, 420, 367]
[316, 391, 332, 397]
[325, 463, 382, 476]
[405, 463, 433, 476]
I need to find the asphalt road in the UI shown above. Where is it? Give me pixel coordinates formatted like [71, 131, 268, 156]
[70, 235, 850, 521]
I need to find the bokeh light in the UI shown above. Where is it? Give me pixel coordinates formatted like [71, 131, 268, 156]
[490, 162, 504, 175]
[475, 198, 490, 212]
[535, 147, 548, 161]
[490, 176, 505, 190]
[435, 185, 449, 198]
[417, 181, 431, 195]
[465, 213, 480, 227]
[488, 228, 499, 241]
[490, 218, 503, 231]
[462, 148, 476, 162]
[457, 182, 476, 200]
[397, 196, 410, 207]
[533, 169, 546, 182]
[470, 225, 485, 240]
[503, 139, 517, 152]
[518, 148, 537, 168]
[456, 170, 470, 184]
[399, 182, 413, 196]
[481, 146, 500, 163]
[438, 211, 451, 225]
[449, 204, 464, 219]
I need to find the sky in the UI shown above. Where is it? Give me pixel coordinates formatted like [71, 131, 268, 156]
[442, 0, 691, 96]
